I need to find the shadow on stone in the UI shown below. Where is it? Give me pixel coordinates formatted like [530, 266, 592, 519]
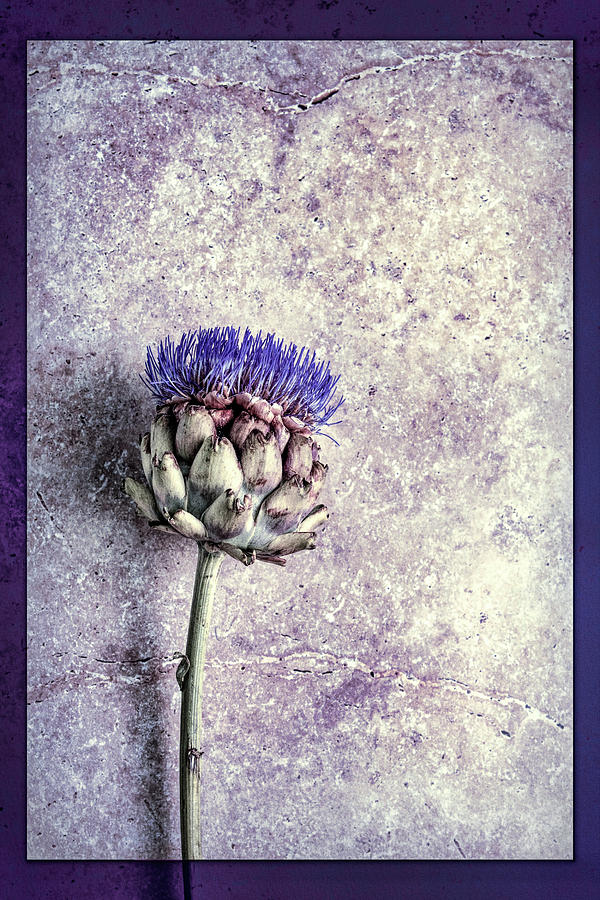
[66, 358, 177, 859]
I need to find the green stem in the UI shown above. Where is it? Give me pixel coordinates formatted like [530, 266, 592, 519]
[179, 545, 224, 861]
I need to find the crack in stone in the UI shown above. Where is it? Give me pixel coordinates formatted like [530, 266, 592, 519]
[273, 46, 572, 116]
[436, 675, 568, 730]
[27, 653, 181, 703]
[29, 648, 569, 731]
[213, 79, 309, 105]
[217, 651, 569, 730]
[27, 45, 572, 114]
[453, 837, 467, 858]
[26, 64, 308, 110]
[35, 490, 50, 512]
[93, 655, 162, 664]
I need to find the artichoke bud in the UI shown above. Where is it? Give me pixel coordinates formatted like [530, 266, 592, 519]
[283, 433, 314, 480]
[253, 550, 287, 566]
[152, 451, 186, 516]
[140, 432, 153, 487]
[149, 521, 178, 534]
[282, 414, 311, 435]
[209, 408, 235, 429]
[254, 475, 313, 540]
[235, 392, 275, 424]
[164, 508, 208, 541]
[204, 391, 234, 409]
[233, 391, 253, 409]
[298, 504, 329, 532]
[308, 460, 328, 503]
[187, 435, 243, 518]
[265, 531, 316, 555]
[240, 431, 282, 501]
[271, 415, 290, 453]
[247, 398, 274, 424]
[123, 477, 161, 521]
[150, 411, 175, 463]
[202, 489, 254, 542]
[228, 411, 269, 451]
[219, 542, 256, 566]
[133, 327, 344, 565]
[175, 406, 216, 462]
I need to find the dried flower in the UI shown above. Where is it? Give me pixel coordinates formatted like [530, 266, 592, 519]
[123, 326, 343, 861]
[124, 326, 343, 566]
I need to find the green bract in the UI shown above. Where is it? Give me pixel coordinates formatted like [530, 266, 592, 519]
[124, 393, 329, 566]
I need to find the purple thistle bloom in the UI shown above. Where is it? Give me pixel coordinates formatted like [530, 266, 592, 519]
[126, 328, 344, 863]
[127, 325, 341, 566]
[141, 326, 344, 438]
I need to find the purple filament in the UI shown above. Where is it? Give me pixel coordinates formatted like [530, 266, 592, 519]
[141, 326, 344, 434]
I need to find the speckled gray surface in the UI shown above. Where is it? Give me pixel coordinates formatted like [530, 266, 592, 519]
[27, 40, 572, 860]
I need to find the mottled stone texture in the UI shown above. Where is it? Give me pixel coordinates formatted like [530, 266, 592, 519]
[27, 40, 572, 860]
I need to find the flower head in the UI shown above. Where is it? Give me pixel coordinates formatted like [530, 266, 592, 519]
[125, 327, 342, 566]
[140, 326, 344, 437]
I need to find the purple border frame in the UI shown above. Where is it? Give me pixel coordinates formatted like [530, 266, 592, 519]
[2, 2, 597, 897]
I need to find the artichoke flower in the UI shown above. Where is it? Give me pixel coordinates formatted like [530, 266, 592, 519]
[124, 327, 343, 567]
[122, 326, 343, 862]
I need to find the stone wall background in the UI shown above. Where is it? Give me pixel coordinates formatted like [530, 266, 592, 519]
[27, 40, 572, 860]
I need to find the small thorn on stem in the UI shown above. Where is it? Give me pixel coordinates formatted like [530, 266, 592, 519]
[175, 653, 191, 691]
[187, 746, 203, 775]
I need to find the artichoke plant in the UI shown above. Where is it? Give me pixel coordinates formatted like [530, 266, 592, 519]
[124, 364, 336, 566]
[123, 326, 343, 861]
